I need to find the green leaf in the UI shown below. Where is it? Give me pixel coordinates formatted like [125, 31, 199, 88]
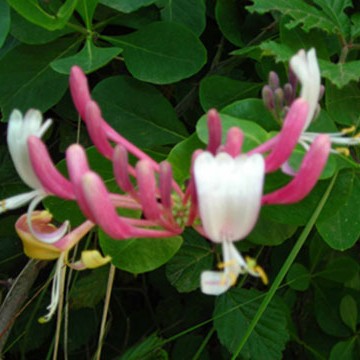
[259, 41, 294, 63]
[0, 0, 10, 48]
[106, 22, 207, 84]
[199, 76, 262, 112]
[215, 0, 243, 46]
[160, 0, 206, 36]
[248, 215, 297, 246]
[279, 16, 330, 59]
[92, 76, 187, 148]
[312, 0, 352, 39]
[0, 38, 78, 119]
[99, 230, 183, 273]
[166, 229, 213, 293]
[340, 295, 357, 332]
[167, 133, 204, 183]
[325, 81, 360, 125]
[214, 289, 289, 359]
[316, 177, 360, 250]
[319, 59, 360, 88]
[314, 285, 352, 337]
[351, 13, 360, 39]
[7, 0, 78, 31]
[76, 0, 98, 28]
[286, 263, 310, 291]
[10, 10, 74, 45]
[319, 256, 359, 283]
[118, 334, 166, 360]
[329, 338, 356, 360]
[247, 0, 337, 35]
[99, 0, 157, 13]
[69, 267, 109, 309]
[222, 98, 279, 131]
[51, 39, 122, 74]
[196, 113, 269, 151]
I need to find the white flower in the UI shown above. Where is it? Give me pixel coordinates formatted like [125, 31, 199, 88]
[194, 151, 266, 295]
[1, 109, 52, 213]
[290, 48, 321, 131]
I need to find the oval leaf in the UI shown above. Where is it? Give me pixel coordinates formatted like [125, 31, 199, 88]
[99, 230, 183, 273]
[108, 22, 207, 84]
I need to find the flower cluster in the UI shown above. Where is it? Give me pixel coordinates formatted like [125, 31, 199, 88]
[2, 47, 346, 314]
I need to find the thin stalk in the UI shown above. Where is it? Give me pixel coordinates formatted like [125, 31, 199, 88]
[193, 327, 215, 360]
[53, 255, 67, 360]
[94, 265, 116, 360]
[231, 172, 338, 359]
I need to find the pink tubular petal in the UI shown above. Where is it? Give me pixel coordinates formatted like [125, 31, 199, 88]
[81, 171, 134, 239]
[27, 136, 74, 199]
[206, 109, 222, 154]
[223, 127, 243, 157]
[54, 220, 95, 251]
[113, 145, 135, 193]
[136, 160, 161, 221]
[70, 66, 92, 120]
[265, 99, 309, 173]
[66, 144, 94, 220]
[262, 134, 330, 205]
[86, 101, 114, 159]
[159, 161, 173, 210]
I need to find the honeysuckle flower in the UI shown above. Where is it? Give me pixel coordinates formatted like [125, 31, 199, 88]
[15, 211, 107, 322]
[193, 103, 330, 295]
[263, 48, 360, 159]
[1, 109, 76, 243]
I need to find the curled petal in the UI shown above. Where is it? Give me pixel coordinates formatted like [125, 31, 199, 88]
[15, 211, 63, 260]
[69, 250, 111, 270]
[27, 195, 69, 243]
[27, 136, 75, 199]
[136, 160, 161, 221]
[70, 66, 92, 120]
[85, 101, 114, 159]
[265, 99, 309, 173]
[206, 109, 222, 154]
[262, 134, 330, 205]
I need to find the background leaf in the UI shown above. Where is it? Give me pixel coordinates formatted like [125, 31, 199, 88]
[99, 230, 183, 273]
[106, 21, 207, 84]
[160, 0, 206, 36]
[92, 75, 187, 148]
[0, 0, 10, 48]
[166, 229, 213, 293]
[214, 289, 289, 359]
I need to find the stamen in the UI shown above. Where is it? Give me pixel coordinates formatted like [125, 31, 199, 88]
[254, 265, 269, 285]
[38, 253, 66, 323]
[218, 259, 237, 269]
[341, 125, 356, 134]
[335, 147, 350, 156]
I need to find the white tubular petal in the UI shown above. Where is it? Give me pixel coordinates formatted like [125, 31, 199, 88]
[201, 271, 232, 295]
[290, 48, 321, 130]
[194, 152, 265, 243]
[0, 190, 39, 213]
[23, 109, 42, 136]
[7, 110, 44, 189]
